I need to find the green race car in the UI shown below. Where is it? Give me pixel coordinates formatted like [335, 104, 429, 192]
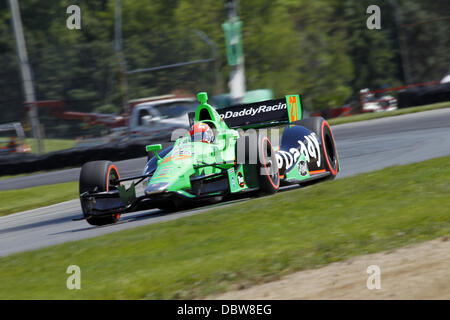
[78, 92, 339, 226]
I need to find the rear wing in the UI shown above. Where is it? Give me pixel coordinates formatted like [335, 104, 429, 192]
[189, 94, 303, 129]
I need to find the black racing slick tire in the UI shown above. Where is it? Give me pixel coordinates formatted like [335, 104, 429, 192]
[291, 117, 339, 178]
[79, 160, 122, 226]
[257, 134, 280, 194]
[236, 134, 280, 194]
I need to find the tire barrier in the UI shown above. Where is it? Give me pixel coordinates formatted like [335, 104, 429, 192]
[397, 82, 450, 108]
[0, 141, 158, 176]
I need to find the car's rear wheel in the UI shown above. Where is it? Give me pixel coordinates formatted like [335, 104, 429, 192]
[291, 117, 339, 178]
[236, 134, 280, 194]
[321, 120, 338, 177]
[256, 134, 280, 194]
[79, 160, 122, 226]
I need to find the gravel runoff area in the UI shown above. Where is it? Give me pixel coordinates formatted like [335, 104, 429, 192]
[209, 237, 450, 300]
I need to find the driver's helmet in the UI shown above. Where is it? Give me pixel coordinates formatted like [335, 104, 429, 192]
[189, 122, 214, 143]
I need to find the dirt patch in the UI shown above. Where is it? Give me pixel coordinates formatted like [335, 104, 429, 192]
[209, 237, 450, 300]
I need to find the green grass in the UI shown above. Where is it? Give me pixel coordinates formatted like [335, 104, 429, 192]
[25, 138, 77, 154]
[0, 156, 449, 299]
[327, 101, 450, 125]
[0, 181, 78, 217]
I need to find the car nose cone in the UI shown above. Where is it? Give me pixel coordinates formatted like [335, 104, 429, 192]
[145, 182, 170, 195]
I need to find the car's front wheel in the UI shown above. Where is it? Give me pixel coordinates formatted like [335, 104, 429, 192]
[79, 160, 122, 226]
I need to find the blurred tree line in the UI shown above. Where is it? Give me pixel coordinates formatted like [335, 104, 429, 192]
[0, 0, 448, 137]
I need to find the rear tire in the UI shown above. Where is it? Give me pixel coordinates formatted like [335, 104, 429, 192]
[236, 134, 280, 195]
[291, 117, 339, 178]
[79, 160, 122, 226]
[256, 134, 280, 194]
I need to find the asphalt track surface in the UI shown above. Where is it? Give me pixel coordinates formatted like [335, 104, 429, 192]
[1, 109, 449, 257]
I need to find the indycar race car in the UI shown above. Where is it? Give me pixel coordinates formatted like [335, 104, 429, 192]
[78, 92, 339, 226]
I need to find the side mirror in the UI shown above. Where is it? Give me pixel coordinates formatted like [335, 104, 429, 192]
[146, 144, 163, 160]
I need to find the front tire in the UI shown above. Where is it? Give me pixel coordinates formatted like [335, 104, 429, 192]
[79, 160, 122, 226]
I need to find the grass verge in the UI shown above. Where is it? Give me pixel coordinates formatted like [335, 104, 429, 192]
[327, 101, 450, 125]
[0, 156, 449, 299]
[0, 181, 78, 217]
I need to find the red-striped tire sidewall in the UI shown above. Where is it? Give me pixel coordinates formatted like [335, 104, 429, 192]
[321, 121, 338, 177]
[106, 164, 121, 222]
[260, 136, 280, 190]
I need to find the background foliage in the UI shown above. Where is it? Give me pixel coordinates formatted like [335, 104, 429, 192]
[0, 0, 448, 137]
